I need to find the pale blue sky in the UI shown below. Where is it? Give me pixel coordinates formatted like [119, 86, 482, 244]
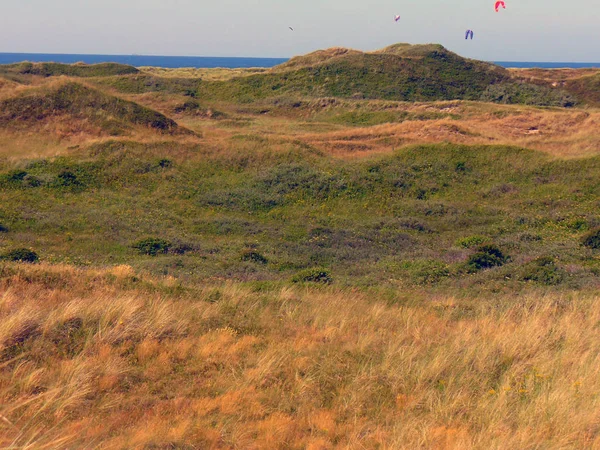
[1, 0, 598, 61]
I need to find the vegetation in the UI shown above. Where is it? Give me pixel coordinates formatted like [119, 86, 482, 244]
[480, 82, 576, 107]
[0, 61, 139, 78]
[132, 238, 172, 256]
[0, 82, 185, 135]
[198, 47, 513, 103]
[2, 265, 600, 448]
[0, 142, 598, 289]
[95, 74, 201, 95]
[291, 267, 333, 284]
[240, 247, 268, 264]
[466, 245, 509, 273]
[519, 256, 565, 285]
[1, 248, 39, 263]
[565, 73, 600, 106]
[582, 228, 600, 250]
[0, 48, 600, 447]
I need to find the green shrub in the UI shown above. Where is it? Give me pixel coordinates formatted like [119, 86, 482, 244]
[466, 244, 509, 272]
[170, 241, 198, 255]
[455, 235, 487, 249]
[582, 228, 600, 250]
[480, 82, 576, 107]
[519, 257, 564, 285]
[292, 267, 332, 284]
[0, 170, 27, 186]
[55, 170, 82, 187]
[2, 248, 39, 263]
[132, 238, 171, 256]
[412, 260, 451, 284]
[240, 248, 268, 264]
[157, 158, 172, 169]
[24, 175, 43, 187]
[174, 100, 201, 113]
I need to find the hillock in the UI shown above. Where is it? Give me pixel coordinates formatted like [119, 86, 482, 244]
[509, 67, 599, 106]
[0, 82, 184, 135]
[565, 73, 600, 106]
[0, 61, 139, 78]
[198, 43, 572, 106]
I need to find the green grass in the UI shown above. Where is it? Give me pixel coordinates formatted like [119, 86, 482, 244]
[85, 44, 575, 106]
[480, 82, 576, 107]
[191, 45, 573, 106]
[0, 141, 599, 291]
[197, 51, 509, 103]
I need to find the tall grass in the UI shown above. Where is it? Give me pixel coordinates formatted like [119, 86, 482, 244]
[1, 263, 600, 448]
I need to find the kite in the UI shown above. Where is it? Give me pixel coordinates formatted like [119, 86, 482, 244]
[289, 27, 294, 31]
[495, 1, 506, 12]
[465, 29, 474, 40]
[394, 15, 401, 22]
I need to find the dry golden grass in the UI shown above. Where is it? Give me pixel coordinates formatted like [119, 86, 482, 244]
[192, 101, 600, 159]
[3, 70, 600, 161]
[299, 108, 600, 159]
[139, 67, 268, 81]
[2, 263, 600, 449]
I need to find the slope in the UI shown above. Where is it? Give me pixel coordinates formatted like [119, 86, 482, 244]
[0, 81, 188, 137]
[198, 44, 574, 106]
[0, 61, 139, 79]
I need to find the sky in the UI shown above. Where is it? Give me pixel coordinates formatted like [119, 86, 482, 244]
[1, 0, 599, 61]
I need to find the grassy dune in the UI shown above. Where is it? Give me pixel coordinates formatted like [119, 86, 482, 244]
[1, 141, 600, 290]
[0, 81, 188, 136]
[0, 62, 139, 78]
[1, 48, 600, 448]
[2, 264, 600, 449]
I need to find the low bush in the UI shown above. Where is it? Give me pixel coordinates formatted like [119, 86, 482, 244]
[412, 260, 451, 284]
[241, 248, 268, 264]
[292, 267, 332, 284]
[169, 241, 198, 255]
[157, 158, 172, 169]
[466, 244, 509, 272]
[174, 99, 201, 113]
[582, 228, 600, 250]
[132, 238, 171, 256]
[519, 257, 564, 285]
[1, 248, 39, 263]
[24, 175, 43, 187]
[54, 170, 82, 188]
[0, 170, 27, 187]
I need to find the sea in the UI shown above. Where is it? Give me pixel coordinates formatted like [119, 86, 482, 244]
[0, 53, 598, 69]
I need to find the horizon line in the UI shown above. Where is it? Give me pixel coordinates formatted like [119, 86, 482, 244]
[0, 51, 599, 65]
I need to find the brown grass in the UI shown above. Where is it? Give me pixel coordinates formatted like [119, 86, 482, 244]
[188, 100, 600, 160]
[2, 263, 600, 448]
[139, 67, 268, 81]
[2, 70, 600, 161]
[298, 106, 600, 159]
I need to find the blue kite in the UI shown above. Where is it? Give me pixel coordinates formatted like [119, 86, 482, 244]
[465, 29, 474, 40]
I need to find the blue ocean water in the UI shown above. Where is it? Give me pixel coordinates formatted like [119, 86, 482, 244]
[0, 53, 288, 68]
[0, 53, 598, 69]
